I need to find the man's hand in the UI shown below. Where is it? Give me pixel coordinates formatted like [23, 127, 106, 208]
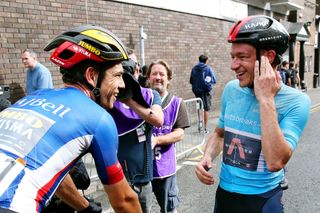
[78, 198, 102, 213]
[151, 135, 157, 149]
[254, 56, 281, 103]
[195, 156, 215, 185]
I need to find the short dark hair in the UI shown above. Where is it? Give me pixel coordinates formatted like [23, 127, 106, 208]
[199, 54, 208, 63]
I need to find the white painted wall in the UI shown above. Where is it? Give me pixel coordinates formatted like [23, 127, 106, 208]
[113, 0, 248, 20]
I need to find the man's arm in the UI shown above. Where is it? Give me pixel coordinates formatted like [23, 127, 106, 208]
[254, 56, 292, 172]
[104, 178, 142, 213]
[195, 127, 224, 185]
[296, 71, 301, 87]
[121, 98, 164, 127]
[152, 128, 184, 149]
[209, 67, 217, 84]
[189, 69, 193, 84]
[55, 174, 89, 211]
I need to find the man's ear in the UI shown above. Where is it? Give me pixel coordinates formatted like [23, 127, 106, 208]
[266, 50, 277, 65]
[84, 67, 98, 87]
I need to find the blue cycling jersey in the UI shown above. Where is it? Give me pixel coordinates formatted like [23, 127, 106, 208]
[0, 87, 123, 213]
[218, 80, 310, 194]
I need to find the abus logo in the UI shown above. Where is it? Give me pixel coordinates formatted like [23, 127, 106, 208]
[51, 57, 64, 66]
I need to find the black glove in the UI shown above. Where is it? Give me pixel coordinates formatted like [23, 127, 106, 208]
[77, 200, 102, 213]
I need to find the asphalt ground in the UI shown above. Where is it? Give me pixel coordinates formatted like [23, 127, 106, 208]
[85, 86, 320, 213]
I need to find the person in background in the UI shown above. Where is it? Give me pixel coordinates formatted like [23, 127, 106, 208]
[279, 61, 286, 84]
[139, 64, 149, 87]
[147, 60, 189, 213]
[108, 51, 164, 213]
[190, 54, 217, 134]
[289, 61, 300, 89]
[22, 49, 53, 95]
[0, 25, 142, 213]
[195, 15, 310, 212]
[280, 60, 291, 86]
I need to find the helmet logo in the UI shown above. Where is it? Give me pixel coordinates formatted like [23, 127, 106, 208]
[259, 35, 283, 42]
[78, 41, 101, 56]
[244, 20, 269, 30]
[72, 45, 91, 58]
[51, 57, 65, 66]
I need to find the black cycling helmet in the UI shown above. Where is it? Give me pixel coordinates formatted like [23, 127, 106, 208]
[44, 25, 128, 69]
[228, 15, 289, 64]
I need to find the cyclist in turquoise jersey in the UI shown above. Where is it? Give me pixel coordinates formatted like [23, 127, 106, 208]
[195, 15, 310, 213]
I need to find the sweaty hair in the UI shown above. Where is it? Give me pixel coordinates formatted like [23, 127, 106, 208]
[23, 49, 37, 58]
[60, 59, 119, 85]
[199, 54, 208, 63]
[147, 59, 172, 81]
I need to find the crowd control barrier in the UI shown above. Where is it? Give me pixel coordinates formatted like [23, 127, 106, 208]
[83, 97, 206, 181]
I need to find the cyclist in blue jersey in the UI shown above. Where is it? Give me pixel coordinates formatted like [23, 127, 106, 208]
[0, 25, 142, 213]
[195, 15, 310, 212]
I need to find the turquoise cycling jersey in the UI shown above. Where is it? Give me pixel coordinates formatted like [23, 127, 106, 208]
[218, 80, 310, 194]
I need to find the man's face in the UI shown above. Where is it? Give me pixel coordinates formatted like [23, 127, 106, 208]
[99, 63, 125, 109]
[230, 43, 256, 87]
[148, 63, 169, 96]
[22, 51, 36, 69]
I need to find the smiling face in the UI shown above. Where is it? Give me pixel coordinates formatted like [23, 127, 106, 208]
[99, 63, 125, 109]
[230, 43, 256, 87]
[148, 63, 169, 96]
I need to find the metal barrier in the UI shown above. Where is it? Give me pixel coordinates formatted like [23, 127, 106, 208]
[83, 97, 206, 180]
[176, 97, 205, 159]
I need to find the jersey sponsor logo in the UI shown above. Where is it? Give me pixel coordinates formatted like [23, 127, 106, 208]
[225, 113, 259, 126]
[223, 130, 263, 171]
[72, 45, 91, 57]
[16, 98, 71, 118]
[0, 108, 55, 156]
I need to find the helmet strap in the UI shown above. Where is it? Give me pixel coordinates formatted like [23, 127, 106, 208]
[91, 70, 105, 105]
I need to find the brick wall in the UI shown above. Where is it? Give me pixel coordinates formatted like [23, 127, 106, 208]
[0, 0, 235, 112]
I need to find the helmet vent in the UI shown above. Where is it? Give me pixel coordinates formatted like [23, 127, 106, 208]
[64, 31, 80, 37]
[59, 49, 75, 60]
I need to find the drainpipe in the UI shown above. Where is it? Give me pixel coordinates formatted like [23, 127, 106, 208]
[139, 26, 147, 67]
